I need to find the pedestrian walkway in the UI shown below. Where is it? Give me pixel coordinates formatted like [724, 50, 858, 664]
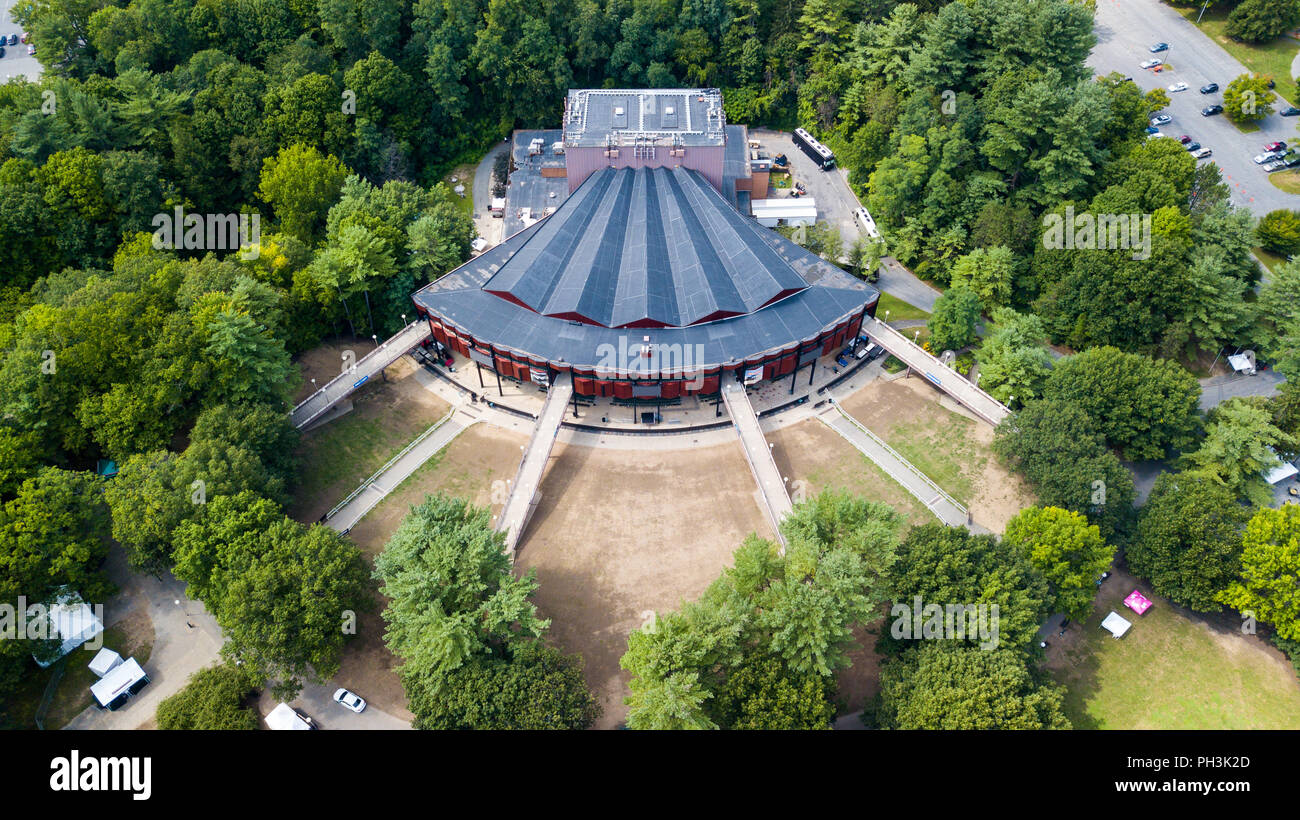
[721, 381, 794, 549]
[496, 372, 573, 558]
[290, 321, 431, 429]
[818, 402, 974, 529]
[324, 406, 479, 534]
[862, 316, 1011, 427]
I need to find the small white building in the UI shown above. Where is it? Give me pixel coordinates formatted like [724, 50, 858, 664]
[750, 197, 817, 228]
[90, 657, 149, 710]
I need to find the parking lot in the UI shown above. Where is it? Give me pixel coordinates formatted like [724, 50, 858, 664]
[1089, 0, 1300, 216]
[0, 1, 41, 82]
[748, 127, 870, 256]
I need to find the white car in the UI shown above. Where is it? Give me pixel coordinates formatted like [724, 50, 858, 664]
[1254, 151, 1285, 164]
[1140, 58, 1163, 70]
[1167, 82, 1187, 93]
[333, 688, 366, 713]
[1192, 147, 1212, 159]
[1264, 159, 1288, 172]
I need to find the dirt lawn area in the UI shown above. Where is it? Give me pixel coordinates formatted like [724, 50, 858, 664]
[288, 352, 450, 524]
[332, 424, 529, 719]
[839, 377, 1034, 533]
[1045, 567, 1300, 729]
[515, 438, 772, 728]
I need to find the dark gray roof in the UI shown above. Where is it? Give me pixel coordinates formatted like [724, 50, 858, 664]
[482, 166, 809, 328]
[564, 89, 726, 148]
[413, 167, 876, 371]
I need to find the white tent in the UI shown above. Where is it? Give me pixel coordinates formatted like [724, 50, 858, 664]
[87, 647, 123, 678]
[1228, 353, 1256, 375]
[29, 590, 104, 667]
[266, 702, 312, 731]
[1101, 611, 1132, 639]
[1262, 448, 1298, 484]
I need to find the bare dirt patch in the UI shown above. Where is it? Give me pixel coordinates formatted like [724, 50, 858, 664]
[839, 377, 1034, 533]
[515, 439, 772, 728]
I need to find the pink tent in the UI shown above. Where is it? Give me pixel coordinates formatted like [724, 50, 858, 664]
[1124, 590, 1153, 615]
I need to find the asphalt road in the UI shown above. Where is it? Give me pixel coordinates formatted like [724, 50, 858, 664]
[0, 1, 40, 82]
[1089, 0, 1300, 216]
[749, 127, 865, 253]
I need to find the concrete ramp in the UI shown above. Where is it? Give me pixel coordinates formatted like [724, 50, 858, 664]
[324, 407, 477, 534]
[496, 372, 573, 558]
[818, 403, 971, 529]
[291, 321, 432, 429]
[863, 317, 1010, 427]
[721, 381, 793, 549]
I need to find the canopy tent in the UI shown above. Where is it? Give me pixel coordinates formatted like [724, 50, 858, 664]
[87, 647, 123, 678]
[1124, 590, 1153, 615]
[1227, 353, 1256, 375]
[1263, 450, 1298, 485]
[266, 702, 312, 731]
[1101, 611, 1132, 639]
[29, 589, 104, 667]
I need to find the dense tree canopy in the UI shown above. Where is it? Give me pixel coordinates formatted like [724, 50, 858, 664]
[1130, 472, 1250, 613]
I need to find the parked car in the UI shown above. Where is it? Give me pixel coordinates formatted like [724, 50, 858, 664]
[333, 688, 366, 713]
[26, 44, 34, 55]
[1265, 141, 1287, 153]
[1149, 42, 1169, 53]
[1178, 134, 1192, 144]
[1264, 160, 1289, 172]
[1282, 107, 1300, 117]
[1185, 142, 1201, 152]
[1150, 113, 1172, 126]
[1192, 147, 1212, 159]
[1167, 82, 1187, 93]
[1199, 83, 1218, 94]
[0, 47, 6, 58]
[20, 32, 28, 43]
[1140, 58, 1163, 70]
[1201, 105, 1223, 116]
[1144, 125, 1159, 135]
[1254, 151, 1285, 164]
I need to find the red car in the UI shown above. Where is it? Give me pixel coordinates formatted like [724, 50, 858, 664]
[1178, 135, 1192, 144]
[1265, 141, 1287, 153]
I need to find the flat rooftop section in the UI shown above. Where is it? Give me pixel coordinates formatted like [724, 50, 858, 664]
[564, 88, 726, 148]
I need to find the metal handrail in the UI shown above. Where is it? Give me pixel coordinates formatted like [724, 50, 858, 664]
[324, 407, 457, 521]
[830, 402, 968, 519]
[867, 317, 1010, 424]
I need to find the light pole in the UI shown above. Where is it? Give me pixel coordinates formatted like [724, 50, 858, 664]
[1196, 0, 1209, 24]
[401, 313, 407, 327]
[372, 334, 379, 351]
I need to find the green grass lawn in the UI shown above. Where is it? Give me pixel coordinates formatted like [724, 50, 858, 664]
[878, 407, 983, 507]
[1268, 169, 1300, 194]
[1254, 247, 1290, 272]
[290, 401, 442, 519]
[1049, 581, 1300, 729]
[1172, 6, 1299, 107]
[876, 291, 932, 322]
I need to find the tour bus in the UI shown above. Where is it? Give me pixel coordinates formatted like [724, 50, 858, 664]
[792, 127, 836, 170]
